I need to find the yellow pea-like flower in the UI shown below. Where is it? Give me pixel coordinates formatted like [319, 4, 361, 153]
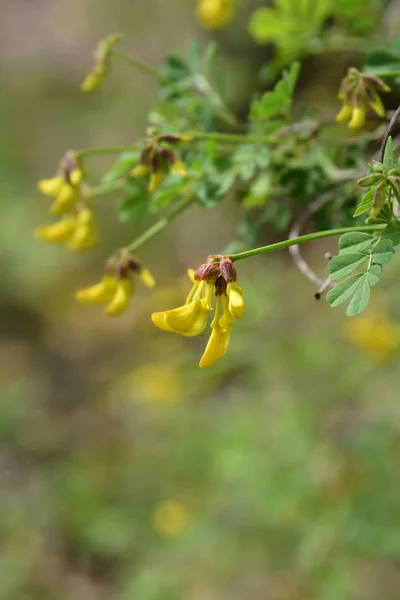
[50, 184, 80, 215]
[199, 296, 232, 368]
[335, 104, 353, 123]
[132, 164, 150, 178]
[105, 278, 135, 317]
[75, 276, 118, 305]
[38, 176, 64, 197]
[348, 106, 366, 130]
[170, 160, 187, 177]
[67, 208, 98, 252]
[138, 268, 156, 288]
[148, 170, 164, 193]
[35, 217, 77, 244]
[226, 281, 244, 320]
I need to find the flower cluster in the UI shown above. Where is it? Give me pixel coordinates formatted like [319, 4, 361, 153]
[195, 0, 235, 30]
[358, 162, 400, 217]
[76, 253, 155, 317]
[152, 256, 244, 368]
[336, 68, 390, 130]
[81, 34, 122, 93]
[35, 154, 98, 252]
[132, 133, 192, 193]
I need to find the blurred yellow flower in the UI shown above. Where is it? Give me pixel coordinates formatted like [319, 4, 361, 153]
[35, 208, 99, 252]
[81, 34, 122, 92]
[76, 257, 155, 317]
[196, 0, 234, 30]
[128, 364, 182, 407]
[152, 499, 190, 537]
[38, 161, 83, 215]
[344, 312, 400, 363]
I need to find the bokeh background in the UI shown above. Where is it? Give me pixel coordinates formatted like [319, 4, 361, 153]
[1, 1, 400, 599]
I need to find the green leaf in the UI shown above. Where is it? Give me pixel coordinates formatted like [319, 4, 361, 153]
[346, 274, 370, 317]
[380, 220, 400, 247]
[328, 253, 369, 281]
[150, 179, 188, 210]
[383, 136, 395, 172]
[368, 264, 382, 286]
[249, 62, 300, 121]
[326, 273, 364, 307]
[102, 151, 140, 184]
[353, 186, 377, 217]
[195, 178, 226, 207]
[118, 179, 149, 222]
[371, 238, 394, 265]
[338, 232, 376, 254]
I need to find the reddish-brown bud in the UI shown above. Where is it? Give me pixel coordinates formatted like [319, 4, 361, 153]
[194, 262, 221, 281]
[157, 134, 181, 145]
[116, 264, 129, 280]
[214, 275, 227, 296]
[220, 257, 237, 282]
[127, 257, 142, 273]
[159, 147, 176, 165]
[150, 150, 161, 173]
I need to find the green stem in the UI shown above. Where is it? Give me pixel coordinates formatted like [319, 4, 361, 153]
[90, 180, 126, 197]
[76, 146, 136, 159]
[188, 131, 267, 144]
[127, 195, 193, 253]
[111, 50, 162, 80]
[231, 225, 383, 262]
[366, 69, 400, 78]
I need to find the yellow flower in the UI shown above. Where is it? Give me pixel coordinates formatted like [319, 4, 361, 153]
[335, 104, 353, 123]
[344, 312, 400, 363]
[227, 281, 244, 319]
[148, 170, 164, 193]
[152, 279, 214, 337]
[76, 258, 155, 317]
[199, 296, 232, 368]
[81, 34, 122, 93]
[131, 164, 150, 178]
[152, 257, 245, 367]
[348, 106, 366, 130]
[105, 278, 134, 316]
[152, 499, 190, 537]
[170, 159, 187, 177]
[67, 208, 99, 252]
[38, 161, 84, 215]
[196, 0, 234, 30]
[75, 276, 118, 305]
[35, 216, 77, 244]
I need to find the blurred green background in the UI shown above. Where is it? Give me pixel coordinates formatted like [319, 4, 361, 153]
[1, 1, 400, 599]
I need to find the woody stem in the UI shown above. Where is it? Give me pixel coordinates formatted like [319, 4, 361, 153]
[230, 225, 383, 262]
[126, 194, 194, 253]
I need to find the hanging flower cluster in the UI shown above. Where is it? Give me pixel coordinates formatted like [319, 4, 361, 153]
[81, 34, 122, 93]
[35, 153, 98, 252]
[152, 256, 244, 368]
[131, 133, 192, 193]
[76, 253, 155, 317]
[336, 68, 390, 130]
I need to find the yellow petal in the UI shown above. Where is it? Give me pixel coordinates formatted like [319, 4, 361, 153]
[38, 176, 64, 197]
[138, 268, 156, 288]
[335, 104, 353, 123]
[50, 184, 79, 215]
[368, 95, 385, 118]
[105, 279, 134, 316]
[164, 299, 209, 335]
[69, 169, 84, 185]
[170, 160, 187, 177]
[187, 269, 195, 283]
[81, 73, 99, 92]
[67, 209, 98, 251]
[227, 282, 244, 319]
[35, 217, 76, 244]
[132, 164, 150, 178]
[75, 277, 118, 305]
[348, 107, 366, 130]
[151, 312, 176, 333]
[196, 0, 233, 30]
[199, 322, 232, 368]
[148, 170, 164, 193]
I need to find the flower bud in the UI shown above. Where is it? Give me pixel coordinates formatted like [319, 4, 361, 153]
[357, 174, 382, 188]
[194, 262, 221, 281]
[220, 257, 237, 283]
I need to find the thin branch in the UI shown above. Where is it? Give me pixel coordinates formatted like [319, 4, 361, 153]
[288, 192, 334, 290]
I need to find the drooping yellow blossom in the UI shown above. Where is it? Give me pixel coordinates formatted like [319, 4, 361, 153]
[170, 159, 187, 177]
[76, 255, 155, 317]
[152, 499, 190, 537]
[35, 216, 77, 244]
[81, 34, 122, 93]
[38, 159, 83, 215]
[336, 68, 390, 130]
[196, 0, 234, 30]
[152, 256, 244, 368]
[148, 170, 164, 193]
[344, 312, 400, 364]
[67, 208, 99, 252]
